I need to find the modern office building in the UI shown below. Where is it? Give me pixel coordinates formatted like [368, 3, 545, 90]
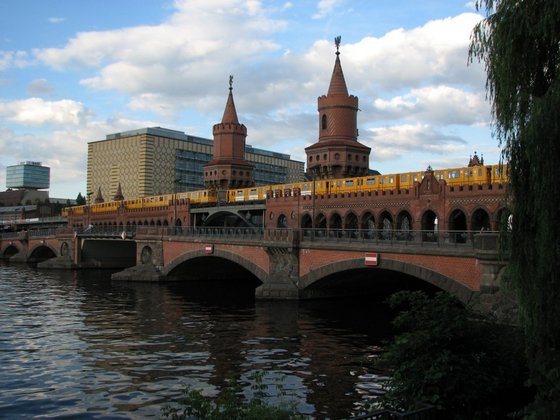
[6, 161, 50, 190]
[87, 127, 304, 200]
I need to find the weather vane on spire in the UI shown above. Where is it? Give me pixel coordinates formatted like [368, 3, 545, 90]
[334, 35, 341, 55]
[229, 75, 233, 91]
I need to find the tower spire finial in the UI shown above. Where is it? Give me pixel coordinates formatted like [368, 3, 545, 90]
[334, 35, 341, 55]
[229, 74, 233, 91]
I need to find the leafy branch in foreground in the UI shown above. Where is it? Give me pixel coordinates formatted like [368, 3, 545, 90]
[161, 370, 306, 420]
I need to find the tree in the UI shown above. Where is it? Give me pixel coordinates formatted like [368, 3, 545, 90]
[76, 192, 86, 205]
[469, 1, 560, 417]
[376, 291, 528, 418]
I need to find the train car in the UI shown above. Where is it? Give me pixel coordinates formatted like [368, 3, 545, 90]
[62, 205, 86, 217]
[186, 189, 218, 204]
[90, 201, 120, 213]
[228, 186, 269, 202]
[435, 165, 490, 187]
[141, 194, 173, 208]
[123, 197, 143, 209]
[490, 164, 509, 184]
[398, 171, 425, 189]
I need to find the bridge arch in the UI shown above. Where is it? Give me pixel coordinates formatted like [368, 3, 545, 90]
[329, 212, 342, 229]
[163, 249, 267, 284]
[495, 207, 512, 231]
[2, 244, 21, 258]
[378, 211, 393, 239]
[396, 210, 412, 231]
[277, 214, 288, 228]
[301, 213, 312, 229]
[29, 244, 57, 261]
[344, 211, 358, 230]
[448, 208, 467, 230]
[361, 211, 375, 231]
[471, 207, 491, 231]
[315, 212, 326, 229]
[300, 257, 475, 303]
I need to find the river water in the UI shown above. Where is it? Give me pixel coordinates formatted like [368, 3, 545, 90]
[0, 263, 396, 419]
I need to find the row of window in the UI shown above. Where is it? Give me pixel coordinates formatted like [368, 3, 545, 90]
[308, 153, 367, 163]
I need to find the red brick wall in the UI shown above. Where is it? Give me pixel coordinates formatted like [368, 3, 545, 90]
[162, 241, 270, 274]
[299, 248, 480, 291]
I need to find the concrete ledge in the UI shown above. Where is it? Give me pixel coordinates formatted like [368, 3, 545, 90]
[38, 256, 77, 269]
[111, 263, 165, 282]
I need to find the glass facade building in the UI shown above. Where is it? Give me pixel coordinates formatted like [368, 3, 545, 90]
[6, 162, 50, 190]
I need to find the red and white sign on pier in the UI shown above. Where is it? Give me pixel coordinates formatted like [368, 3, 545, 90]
[364, 252, 379, 266]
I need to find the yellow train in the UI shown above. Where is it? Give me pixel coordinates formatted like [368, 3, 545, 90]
[62, 163, 509, 216]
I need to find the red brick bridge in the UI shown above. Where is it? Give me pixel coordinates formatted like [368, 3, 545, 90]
[1, 224, 508, 314]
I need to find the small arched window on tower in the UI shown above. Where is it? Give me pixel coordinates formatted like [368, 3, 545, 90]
[322, 114, 327, 130]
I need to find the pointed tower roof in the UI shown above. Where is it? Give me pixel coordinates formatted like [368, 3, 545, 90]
[94, 187, 104, 203]
[221, 75, 240, 124]
[327, 36, 349, 96]
[113, 182, 124, 201]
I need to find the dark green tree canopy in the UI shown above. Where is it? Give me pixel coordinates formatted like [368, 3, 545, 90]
[470, 1, 560, 417]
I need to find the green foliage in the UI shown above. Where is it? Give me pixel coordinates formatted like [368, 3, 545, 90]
[470, 1, 560, 417]
[375, 291, 528, 419]
[161, 371, 305, 420]
[76, 192, 86, 205]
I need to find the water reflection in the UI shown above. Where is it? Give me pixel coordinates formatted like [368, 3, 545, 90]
[0, 263, 396, 419]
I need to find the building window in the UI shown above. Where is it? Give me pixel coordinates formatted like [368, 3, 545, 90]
[322, 114, 327, 130]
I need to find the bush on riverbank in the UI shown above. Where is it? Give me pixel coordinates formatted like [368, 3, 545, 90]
[374, 290, 531, 419]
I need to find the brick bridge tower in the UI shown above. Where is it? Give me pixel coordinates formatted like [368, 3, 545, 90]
[305, 36, 371, 179]
[204, 76, 254, 197]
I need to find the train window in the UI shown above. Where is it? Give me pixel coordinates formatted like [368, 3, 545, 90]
[401, 175, 407, 182]
[337, 181, 342, 187]
[413, 176, 418, 182]
[366, 178, 376, 185]
[345, 180, 354, 187]
[236, 190, 243, 196]
[448, 170, 460, 179]
[478, 169, 482, 176]
[389, 176, 394, 183]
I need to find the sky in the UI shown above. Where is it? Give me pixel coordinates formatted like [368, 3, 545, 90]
[0, 0, 498, 199]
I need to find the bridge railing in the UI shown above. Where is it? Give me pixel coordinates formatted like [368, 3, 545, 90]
[300, 228, 493, 248]
[165, 226, 265, 240]
[75, 225, 137, 238]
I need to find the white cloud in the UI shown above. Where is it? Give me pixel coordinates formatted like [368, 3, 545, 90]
[363, 124, 466, 162]
[312, 0, 343, 19]
[48, 17, 65, 24]
[341, 13, 485, 92]
[0, 50, 32, 70]
[372, 85, 490, 125]
[0, 98, 89, 126]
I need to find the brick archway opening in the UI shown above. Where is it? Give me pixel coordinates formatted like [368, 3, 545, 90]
[165, 255, 263, 300]
[301, 258, 475, 303]
[29, 245, 57, 262]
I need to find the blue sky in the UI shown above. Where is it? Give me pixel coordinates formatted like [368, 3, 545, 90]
[0, 0, 497, 199]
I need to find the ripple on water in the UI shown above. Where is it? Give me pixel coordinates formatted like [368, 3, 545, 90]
[0, 264, 393, 418]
